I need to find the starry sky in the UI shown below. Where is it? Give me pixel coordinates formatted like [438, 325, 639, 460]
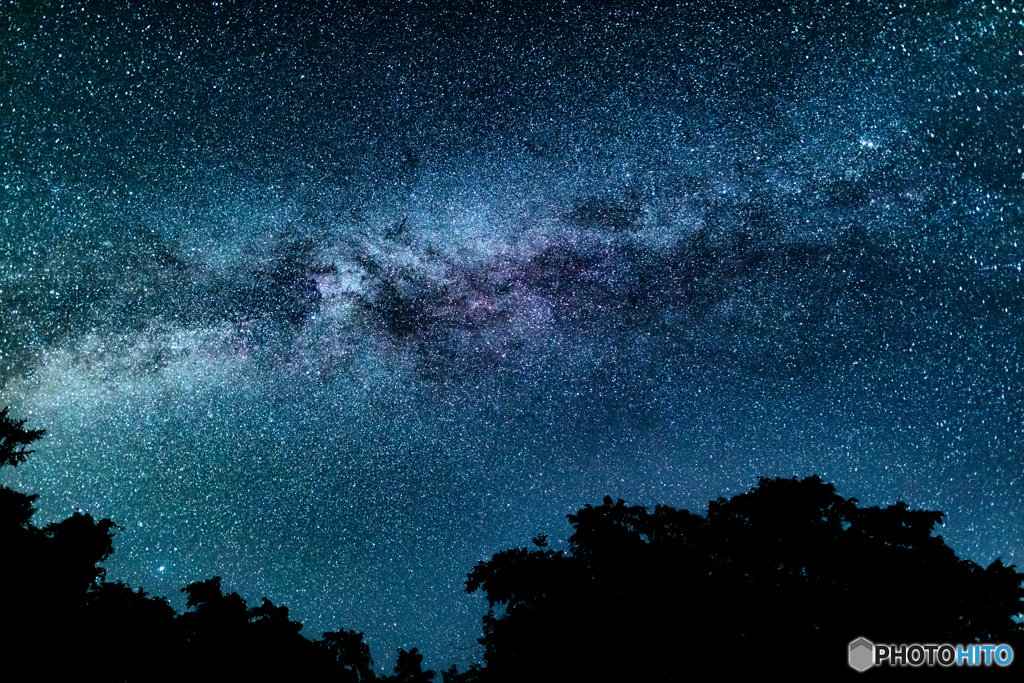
[2, 0, 1022, 671]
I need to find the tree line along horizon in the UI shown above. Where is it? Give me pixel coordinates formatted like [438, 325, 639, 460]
[1, 406, 1021, 681]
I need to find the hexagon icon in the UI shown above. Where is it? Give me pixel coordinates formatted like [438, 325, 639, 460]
[849, 637, 874, 672]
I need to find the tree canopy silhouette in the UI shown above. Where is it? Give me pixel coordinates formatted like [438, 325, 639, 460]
[0, 405, 44, 467]
[320, 628, 377, 682]
[466, 475, 1024, 681]
[1, 408, 119, 676]
[3, 406, 1021, 681]
[385, 647, 436, 682]
[0, 408, 383, 680]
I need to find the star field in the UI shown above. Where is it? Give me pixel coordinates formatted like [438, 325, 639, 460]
[2, 0, 1023, 671]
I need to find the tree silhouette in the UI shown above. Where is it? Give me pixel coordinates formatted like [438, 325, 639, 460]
[0, 405, 44, 467]
[177, 575, 327, 678]
[320, 628, 377, 681]
[75, 581, 182, 681]
[467, 476, 1024, 680]
[441, 663, 486, 683]
[384, 647, 435, 683]
[4, 406, 1020, 680]
[0, 407, 406, 681]
[0, 408, 126, 677]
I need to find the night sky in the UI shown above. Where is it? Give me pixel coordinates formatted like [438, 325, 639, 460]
[2, 0, 1023, 672]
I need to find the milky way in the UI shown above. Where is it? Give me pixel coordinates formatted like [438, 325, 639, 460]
[2, 1, 1023, 671]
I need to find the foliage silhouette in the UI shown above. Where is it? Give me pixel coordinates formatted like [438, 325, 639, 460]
[0, 408, 121, 677]
[0, 405, 44, 467]
[384, 646, 435, 682]
[74, 581, 182, 681]
[442, 663, 487, 683]
[467, 475, 1024, 680]
[0, 409, 379, 680]
[177, 575, 327, 678]
[320, 628, 377, 682]
[3, 407, 1022, 681]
